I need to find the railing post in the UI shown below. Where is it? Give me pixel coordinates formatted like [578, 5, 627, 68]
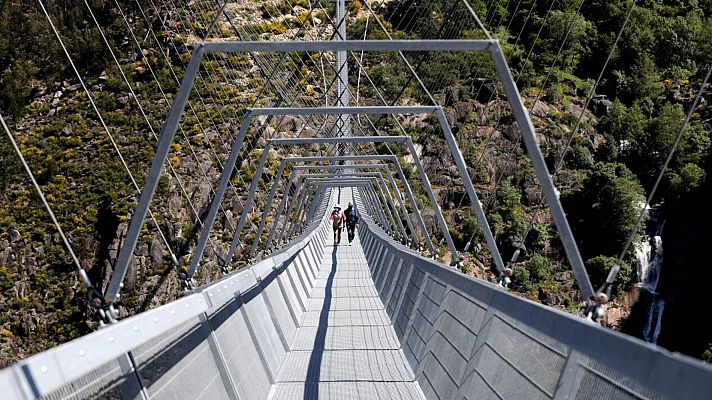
[553, 350, 585, 399]
[117, 352, 149, 400]
[199, 313, 240, 400]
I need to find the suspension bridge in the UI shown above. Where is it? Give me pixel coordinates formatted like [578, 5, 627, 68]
[1, 0, 712, 398]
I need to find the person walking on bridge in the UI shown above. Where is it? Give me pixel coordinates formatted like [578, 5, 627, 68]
[344, 202, 359, 245]
[330, 204, 345, 245]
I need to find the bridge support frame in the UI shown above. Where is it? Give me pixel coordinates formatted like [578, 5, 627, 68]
[109, 40, 593, 305]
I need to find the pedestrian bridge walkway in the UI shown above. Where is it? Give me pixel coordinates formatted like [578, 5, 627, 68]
[271, 240, 424, 399]
[3, 195, 712, 399]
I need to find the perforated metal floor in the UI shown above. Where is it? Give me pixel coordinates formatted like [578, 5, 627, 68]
[270, 238, 425, 400]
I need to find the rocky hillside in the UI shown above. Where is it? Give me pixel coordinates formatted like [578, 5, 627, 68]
[2, 0, 712, 367]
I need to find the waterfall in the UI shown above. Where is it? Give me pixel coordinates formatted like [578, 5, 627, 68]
[635, 204, 665, 344]
[635, 235, 663, 292]
[644, 297, 665, 343]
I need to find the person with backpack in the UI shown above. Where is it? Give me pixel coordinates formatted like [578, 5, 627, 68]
[344, 202, 359, 245]
[329, 204, 345, 245]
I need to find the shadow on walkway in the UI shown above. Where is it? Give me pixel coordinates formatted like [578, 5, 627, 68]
[303, 245, 337, 398]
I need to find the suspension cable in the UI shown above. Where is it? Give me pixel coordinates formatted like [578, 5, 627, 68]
[510, 0, 637, 264]
[36, 0, 177, 266]
[612, 63, 712, 287]
[83, 0, 224, 262]
[0, 112, 96, 291]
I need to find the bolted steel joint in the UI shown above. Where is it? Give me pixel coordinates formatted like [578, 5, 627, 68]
[497, 267, 513, 289]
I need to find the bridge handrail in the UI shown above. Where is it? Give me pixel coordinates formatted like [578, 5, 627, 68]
[0, 217, 328, 399]
[357, 211, 712, 400]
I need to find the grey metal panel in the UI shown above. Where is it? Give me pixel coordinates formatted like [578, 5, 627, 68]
[359, 216, 712, 400]
[573, 355, 672, 400]
[210, 299, 273, 400]
[295, 253, 315, 290]
[240, 290, 287, 380]
[284, 264, 309, 315]
[371, 244, 393, 283]
[0, 370, 29, 400]
[262, 277, 299, 350]
[394, 267, 426, 340]
[419, 350, 461, 400]
[132, 319, 230, 400]
[385, 261, 410, 319]
[37, 357, 129, 400]
[402, 278, 447, 367]
[383, 258, 404, 311]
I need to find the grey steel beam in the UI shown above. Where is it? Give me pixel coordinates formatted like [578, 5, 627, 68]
[249, 157, 424, 257]
[370, 174, 409, 241]
[388, 156, 435, 254]
[292, 166, 409, 240]
[193, 133, 415, 272]
[266, 171, 298, 252]
[306, 178, 388, 230]
[251, 155, 433, 257]
[364, 183, 390, 231]
[287, 189, 312, 239]
[250, 160, 289, 257]
[306, 188, 327, 223]
[404, 137, 459, 261]
[116, 38, 589, 301]
[200, 39, 496, 53]
[250, 106, 437, 116]
[268, 135, 408, 145]
[311, 181, 370, 187]
[186, 112, 253, 276]
[364, 177, 401, 239]
[434, 107, 506, 273]
[272, 136, 451, 257]
[292, 172, 401, 237]
[303, 169, 406, 234]
[277, 176, 310, 245]
[106, 44, 205, 303]
[489, 44, 594, 298]
[382, 167, 419, 244]
[223, 141, 273, 266]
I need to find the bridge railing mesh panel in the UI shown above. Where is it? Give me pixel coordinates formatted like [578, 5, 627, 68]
[358, 213, 711, 400]
[572, 356, 668, 400]
[131, 317, 231, 400]
[3, 220, 331, 400]
[39, 358, 126, 400]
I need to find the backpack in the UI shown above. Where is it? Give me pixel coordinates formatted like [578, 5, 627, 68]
[332, 211, 343, 228]
[345, 208, 359, 224]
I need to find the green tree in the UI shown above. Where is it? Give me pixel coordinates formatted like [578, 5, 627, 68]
[586, 255, 632, 296]
[563, 162, 646, 259]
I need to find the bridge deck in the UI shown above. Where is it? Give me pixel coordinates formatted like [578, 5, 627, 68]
[270, 238, 425, 399]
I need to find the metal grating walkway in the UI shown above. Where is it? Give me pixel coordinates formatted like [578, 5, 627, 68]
[270, 238, 426, 399]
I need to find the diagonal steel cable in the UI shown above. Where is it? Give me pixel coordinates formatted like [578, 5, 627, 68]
[37, 0, 178, 266]
[1, 112, 97, 291]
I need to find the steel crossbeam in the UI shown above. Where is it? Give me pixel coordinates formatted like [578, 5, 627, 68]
[248, 155, 433, 259]
[189, 133, 454, 277]
[272, 171, 406, 249]
[278, 166, 413, 244]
